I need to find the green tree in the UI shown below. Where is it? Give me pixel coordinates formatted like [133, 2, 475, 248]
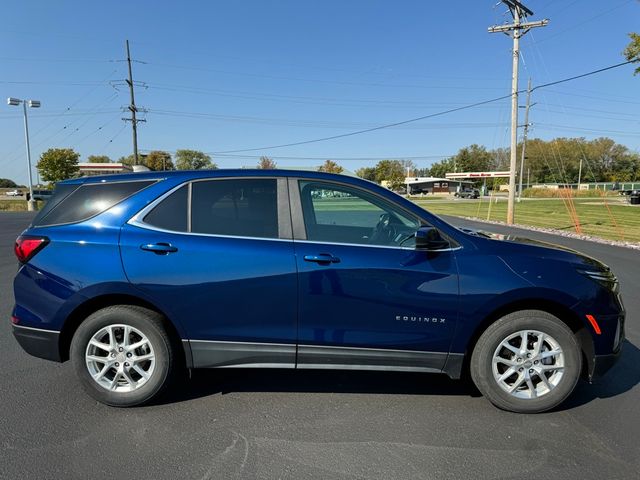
[145, 151, 174, 171]
[318, 160, 343, 173]
[118, 155, 135, 166]
[399, 159, 416, 176]
[428, 158, 455, 178]
[0, 178, 19, 188]
[374, 160, 405, 190]
[624, 32, 640, 75]
[175, 149, 215, 170]
[413, 167, 431, 177]
[355, 167, 376, 181]
[257, 156, 277, 169]
[87, 155, 112, 163]
[37, 148, 80, 183]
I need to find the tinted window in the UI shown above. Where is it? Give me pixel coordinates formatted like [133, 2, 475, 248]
[143, 185, 188, 232]
[35, 180, 154, 226]
[191, 179, 278, 238]
[299, 181, 420, 247]
[32, 184, 79, 226]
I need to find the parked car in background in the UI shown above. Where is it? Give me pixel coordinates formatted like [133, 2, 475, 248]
[5, 189, 21, 196]
[11, 169, 624, 413]
[454, 188, 480, 199]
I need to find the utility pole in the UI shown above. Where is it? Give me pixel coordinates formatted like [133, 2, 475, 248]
[124, 40, 145, 165]
[489, 0, 548, 224]
[577, 157, 583, 187]
[517, 78, 534, 202]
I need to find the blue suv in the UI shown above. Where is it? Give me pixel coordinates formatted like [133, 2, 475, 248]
[11, 170, 624, 412]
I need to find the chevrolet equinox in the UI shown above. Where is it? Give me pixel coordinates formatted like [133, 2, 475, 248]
[11, 170, 624, 412]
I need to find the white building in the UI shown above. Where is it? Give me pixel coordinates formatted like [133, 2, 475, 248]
[78, 163, 133, 176]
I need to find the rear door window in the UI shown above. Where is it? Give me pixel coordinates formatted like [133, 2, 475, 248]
[191, 179, 278, 238]
[34, 180, 154, 226]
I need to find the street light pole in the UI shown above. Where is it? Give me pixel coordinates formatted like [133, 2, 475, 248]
[8, 97, 40, 211]
[22, 101, 36, 211]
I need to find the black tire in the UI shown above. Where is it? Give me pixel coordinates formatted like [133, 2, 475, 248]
[470, 310, 582, 413]
[70, 305, 175, 407]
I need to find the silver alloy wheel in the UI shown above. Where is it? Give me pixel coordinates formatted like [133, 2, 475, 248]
[492, 330, 565, 399]
[85, 324, 156, 392]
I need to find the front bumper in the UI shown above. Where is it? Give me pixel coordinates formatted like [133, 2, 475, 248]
[591, 349, 623, 380]
[12, 324, 61, 362]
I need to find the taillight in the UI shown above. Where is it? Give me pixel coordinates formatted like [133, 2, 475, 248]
[14, 235, 49, 263]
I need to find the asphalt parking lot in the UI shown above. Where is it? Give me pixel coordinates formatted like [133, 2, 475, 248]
[0, 212, 638, 479]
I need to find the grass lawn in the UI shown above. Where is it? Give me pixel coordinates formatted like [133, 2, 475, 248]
[0, 200, 44, 212]
[413, 197, 640, 243]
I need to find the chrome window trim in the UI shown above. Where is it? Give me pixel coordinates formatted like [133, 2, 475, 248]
[128, 177, 462, 251]
[128, 180, 293, 243]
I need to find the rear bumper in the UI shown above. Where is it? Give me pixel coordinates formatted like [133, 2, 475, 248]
[12, 324, 61, 362]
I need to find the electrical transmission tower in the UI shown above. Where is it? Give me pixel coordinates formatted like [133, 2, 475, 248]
[123, 40, 146, 165]
[489, 0, 548, 224]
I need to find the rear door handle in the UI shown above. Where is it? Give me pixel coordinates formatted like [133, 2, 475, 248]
[140, 243, 178, 255]
[303, 253, 340, 264]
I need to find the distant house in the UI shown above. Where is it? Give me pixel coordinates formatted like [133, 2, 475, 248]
[405, 177, 473, 195]
[79, 163, 132, 176]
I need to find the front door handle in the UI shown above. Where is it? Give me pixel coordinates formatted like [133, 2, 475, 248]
[303, 253, 340, 264]
[140, 243, 178, 255]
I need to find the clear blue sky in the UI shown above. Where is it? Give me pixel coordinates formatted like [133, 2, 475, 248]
[1, 0, 638, 184]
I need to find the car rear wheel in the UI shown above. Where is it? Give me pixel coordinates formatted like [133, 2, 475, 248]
[70, 305, 175, 407]
[470, 310, 582, 413]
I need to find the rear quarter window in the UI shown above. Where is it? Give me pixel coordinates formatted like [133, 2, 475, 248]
[33, 180, 155, 227]
[142, 185, 188, 232]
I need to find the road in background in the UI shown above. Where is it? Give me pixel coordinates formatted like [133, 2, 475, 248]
[0, 212, 638, 479]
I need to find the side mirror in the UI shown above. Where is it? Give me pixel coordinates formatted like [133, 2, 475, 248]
[415, 226, 449, 250]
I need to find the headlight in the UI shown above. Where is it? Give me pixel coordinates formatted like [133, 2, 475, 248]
[578, 269, 619, 292]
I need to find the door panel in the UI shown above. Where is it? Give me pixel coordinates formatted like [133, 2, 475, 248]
[292, 179, 460, 368]
[120, 225, 298, 366]
[295, 241, 459, 354]
[119, 177, 297, 368]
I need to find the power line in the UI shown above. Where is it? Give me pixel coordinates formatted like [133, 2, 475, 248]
[0, 80, 108, 86]
[543, 88, 640, 106]
[210, 95, 513, 154]
[533, 0, 635, 45]
[139, 150, 455, 162]
[207, 59, 633, 155]
[144, 83, 508, 109]
[532, 60, 634, 91]
[146, 109, 509, 130]
[141, 61, 508, 91]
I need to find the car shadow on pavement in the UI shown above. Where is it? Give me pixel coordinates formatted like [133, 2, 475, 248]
[160, 368, 480, 405]
[160, 340, 640, 409]
[562, 340, 640, 410]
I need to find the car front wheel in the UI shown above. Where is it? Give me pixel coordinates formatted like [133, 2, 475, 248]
[470, 310, 582, 413]
[70, 305, 175, 407]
